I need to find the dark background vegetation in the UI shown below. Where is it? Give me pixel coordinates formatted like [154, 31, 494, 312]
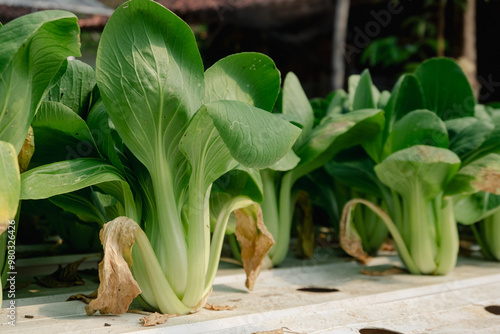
[2, 0, 499, 102]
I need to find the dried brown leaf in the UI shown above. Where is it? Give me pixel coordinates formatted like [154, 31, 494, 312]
[294, 191, 314, 259]
[361, 266, 406, 276]
[252, 329, 284, 334]
[379, 238, 396, 252]
[67, 290, 98, 304]
[339, 201, 372, 265]
[139, 312, 178, 327]
[86, 217, 141, 315]
[253, 327, 303, 334]
[203, 303, 236, 311]
[35, 256, 90, 288]
[234, 204, 274, 291]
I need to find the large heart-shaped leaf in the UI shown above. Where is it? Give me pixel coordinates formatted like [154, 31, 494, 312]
[414, 58, 475, 120]
[95, 0, 204, 177]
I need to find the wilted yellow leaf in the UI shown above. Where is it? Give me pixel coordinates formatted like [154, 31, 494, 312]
[234, 204, 274, 291]
[340, 200, 372, 265]
[86, 217, 141, 315]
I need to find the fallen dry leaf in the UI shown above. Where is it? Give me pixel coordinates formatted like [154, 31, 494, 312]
[234, 204, 275, 291]
[252, 327, 303, 334]
[36, 256, 90, 288]
[140, 312, 178, 327]
[67, 290, 98, 304]
[86, 217, 142, 315]
[203, 303, 236, 311]
[379, 238, 396, 252]
[127, 309, 153, 315]
[361, 266, 406, 276]
[294, 191, 315, 259]
[252, 330, 284, 334]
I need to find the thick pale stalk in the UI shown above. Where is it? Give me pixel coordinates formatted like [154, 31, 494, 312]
[485, 216, 500, 260]
[407, 184, 436, 274]
[269, 171, 295, 265]
[152, 161, 188, 297]
[204, 196, 254, 296]
[260, 169, 280, 243]
[132, 227, 191, 314]
[476, 211, 500, 261]
[182, 175, 211, 308]
[434, 196, 459, 274]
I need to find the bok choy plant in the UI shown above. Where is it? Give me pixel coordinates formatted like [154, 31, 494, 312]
[309, 70, 392, 256]
[454, 191, 500, 261]
[21, 0, 300, 315]
[340, 58, 500, 275]
[255, 72, 384, 266]
[451, 105, 500, 261]
[0, 11, 80, 304]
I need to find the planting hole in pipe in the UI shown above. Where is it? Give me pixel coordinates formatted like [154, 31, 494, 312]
[485, 305, 500, 315]
[296, 287, 339, 293]
[359, 328, 403, 334]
